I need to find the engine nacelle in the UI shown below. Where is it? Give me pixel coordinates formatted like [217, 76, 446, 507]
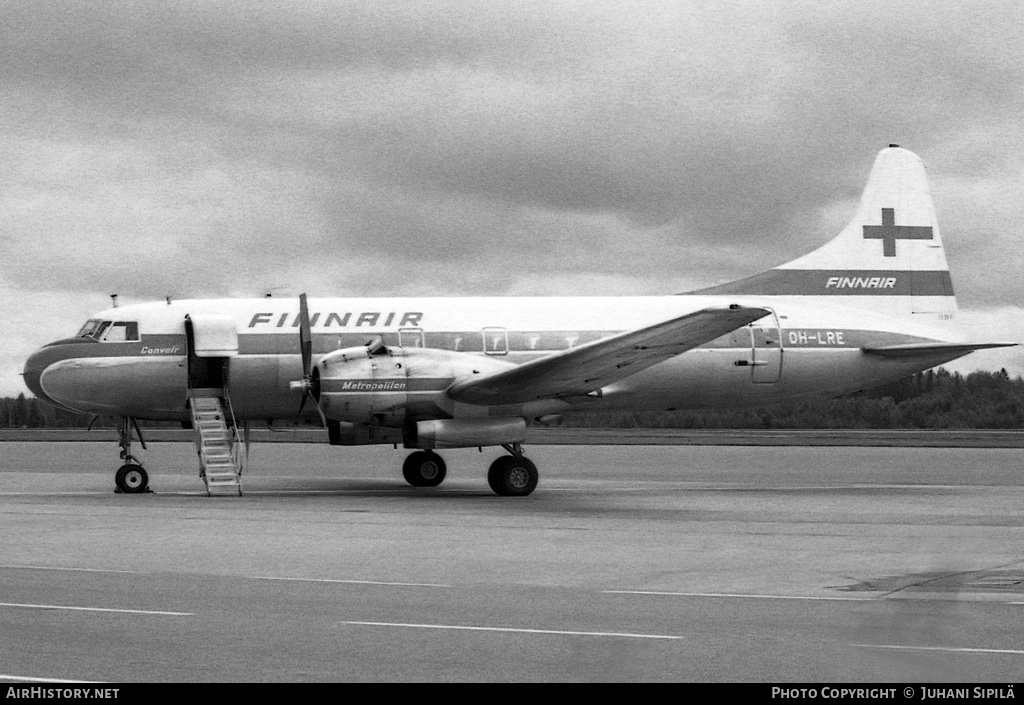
[314, 345, 516, 426]
[408, 417, 527, 449]
[314, 345, 407, 426]
[331, 421, 404, 446]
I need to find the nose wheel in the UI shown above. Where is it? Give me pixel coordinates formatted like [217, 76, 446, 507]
[115, 463, 149, 494]
[114, 416, 150, 494]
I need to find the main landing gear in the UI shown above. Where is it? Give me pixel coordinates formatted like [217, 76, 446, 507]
[402, 450, 447, 487]
[488, 444, 538, 497]
[114, 416, 149, 494]
[400, 443, 539, 497]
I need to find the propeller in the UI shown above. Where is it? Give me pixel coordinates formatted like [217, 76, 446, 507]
[291, 293, 328, 427]
[289, 293, 387, 443]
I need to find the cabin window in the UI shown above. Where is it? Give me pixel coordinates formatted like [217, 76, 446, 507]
[398, 327, 425, 348]
[482, 327, 509, 356]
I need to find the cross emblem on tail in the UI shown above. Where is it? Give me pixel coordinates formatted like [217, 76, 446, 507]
[862, 208, 933, 257]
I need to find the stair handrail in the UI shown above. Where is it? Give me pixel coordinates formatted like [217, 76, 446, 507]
[188, 401, 204, 464]
[221, 386, 244, 477]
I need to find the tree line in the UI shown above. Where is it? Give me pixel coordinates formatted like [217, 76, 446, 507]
[0, 394, 104, 429]
[559, 368, 1024, 429]
[3, 368, 1024, 430]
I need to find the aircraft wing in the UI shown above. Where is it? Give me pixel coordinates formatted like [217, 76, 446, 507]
[446, 305, 770, 406]
[862, 342, 1017, 358]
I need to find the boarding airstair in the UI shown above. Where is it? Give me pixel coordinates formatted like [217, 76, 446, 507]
[188, 389, 243, 496]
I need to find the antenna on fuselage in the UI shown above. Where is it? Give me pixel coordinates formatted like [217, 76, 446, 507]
[110, 294, 118, 308]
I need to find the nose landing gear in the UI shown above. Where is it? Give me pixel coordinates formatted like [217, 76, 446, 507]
[114, 416, 150, 494]
[115, 463, 149, 493]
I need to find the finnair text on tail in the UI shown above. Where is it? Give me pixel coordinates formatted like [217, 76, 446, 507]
[825, 277, 896, 289]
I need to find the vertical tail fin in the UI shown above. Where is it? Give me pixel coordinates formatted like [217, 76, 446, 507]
[691, 146, 957, 321]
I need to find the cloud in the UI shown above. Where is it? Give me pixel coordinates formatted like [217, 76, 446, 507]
[2, 0, 1024, 393]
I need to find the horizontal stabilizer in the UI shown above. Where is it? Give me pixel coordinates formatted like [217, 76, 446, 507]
[447, 305, 770, 406]
[862, 342, 1017, 358]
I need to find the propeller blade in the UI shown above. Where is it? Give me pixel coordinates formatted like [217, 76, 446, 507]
[298, 293, 312, 378]
[307, 388, 328, 428]
[295, 292, 316, 422]
[294, 294, 329, 432]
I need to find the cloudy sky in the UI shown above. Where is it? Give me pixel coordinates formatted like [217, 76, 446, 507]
[3, 0, 1023, 395]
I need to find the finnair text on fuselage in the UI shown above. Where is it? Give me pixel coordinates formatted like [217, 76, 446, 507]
[248, 312, 424, 329]
[825, 276, 897, 289]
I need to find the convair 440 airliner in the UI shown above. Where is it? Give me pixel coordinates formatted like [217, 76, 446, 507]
[23, 146, 1012, 497]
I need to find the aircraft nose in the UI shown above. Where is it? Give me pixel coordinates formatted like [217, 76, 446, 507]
[23, 347, 49, 401]
[22, 339, 93, 412]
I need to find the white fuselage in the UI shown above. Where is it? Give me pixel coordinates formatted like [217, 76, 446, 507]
[24, 294, 964, 424]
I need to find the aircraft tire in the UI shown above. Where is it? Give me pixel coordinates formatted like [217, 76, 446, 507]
[115, 464, 149, 494]
[402, 451, 447, 488]
[487, 455, 538, 497]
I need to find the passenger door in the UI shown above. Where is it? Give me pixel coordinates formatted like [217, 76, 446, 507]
[749, 309, 782, 384]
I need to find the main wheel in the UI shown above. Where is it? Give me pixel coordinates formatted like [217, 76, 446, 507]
[115, 464, 149, 494]
[487, 455, 538, 497]
[402, 451, 447, 487]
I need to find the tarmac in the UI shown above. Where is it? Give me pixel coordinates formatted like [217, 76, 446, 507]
[1, 437, 1023, 682]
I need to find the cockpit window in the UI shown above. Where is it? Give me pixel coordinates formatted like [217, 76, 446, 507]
[77, 319, 103, 338]
[102, 322, 139, 342]
[77, 320, 139, 342]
